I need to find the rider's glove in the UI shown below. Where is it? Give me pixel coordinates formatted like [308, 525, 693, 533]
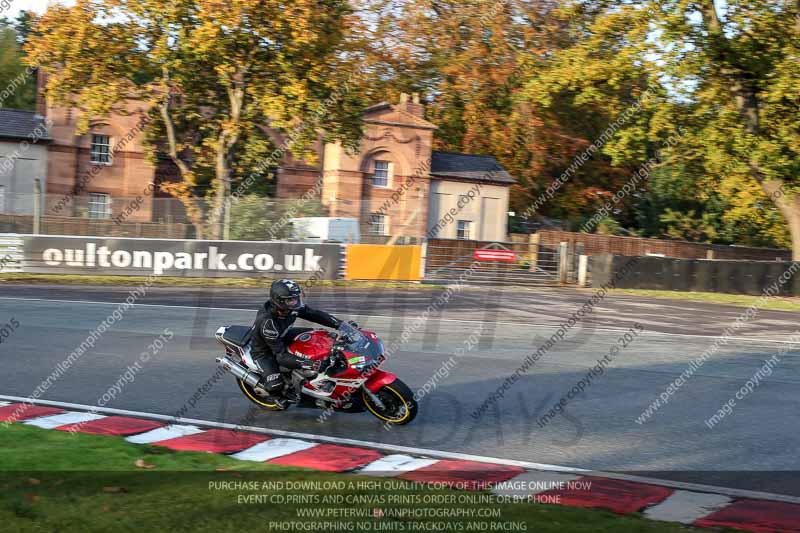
[318, 356, 333, 375]
[347, 320, 360, 329]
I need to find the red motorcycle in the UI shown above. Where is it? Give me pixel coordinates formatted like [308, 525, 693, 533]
[215, 322, 417, 425]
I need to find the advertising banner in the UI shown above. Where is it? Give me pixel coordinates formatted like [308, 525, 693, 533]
[21, 235, 341, 279]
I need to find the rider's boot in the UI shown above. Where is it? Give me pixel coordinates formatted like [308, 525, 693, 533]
[286, 369, 317, 403]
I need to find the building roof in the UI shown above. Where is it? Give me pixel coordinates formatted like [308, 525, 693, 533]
[430, 150, 515, 185]
[363, 101, 438, 131]
[0, 109, 51, 141]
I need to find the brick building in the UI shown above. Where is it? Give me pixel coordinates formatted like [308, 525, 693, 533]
[278, 93, 514, 242]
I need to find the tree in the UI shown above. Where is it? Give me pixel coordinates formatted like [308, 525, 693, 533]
[10, 11, 37, 45]
[0, 23, 36, 110]
[26, 0, 366, 238]
[527, 0, 800, 255]
[515, 1, 669, 228]
[658, 0, 800, 255]
[228, 195, 324, 241]
[366, 1, 649, 228]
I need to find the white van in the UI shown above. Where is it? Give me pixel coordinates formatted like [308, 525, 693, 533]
[288, 217, 361, 243]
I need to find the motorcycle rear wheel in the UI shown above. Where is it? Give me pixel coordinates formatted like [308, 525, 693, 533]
[362, 379, 418, 425]
[237, 379, 286, 411]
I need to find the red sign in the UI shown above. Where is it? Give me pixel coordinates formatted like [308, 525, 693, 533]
[473, 249, 516, 262]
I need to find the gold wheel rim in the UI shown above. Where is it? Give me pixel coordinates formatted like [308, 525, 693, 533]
[238, 379, 280, 408]
[362, 386, 410, 423]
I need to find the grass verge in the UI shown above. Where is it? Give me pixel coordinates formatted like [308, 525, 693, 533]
[0, 272, 443, 290]
[609, 288, 800, 312]
[0, 424, 691, 533]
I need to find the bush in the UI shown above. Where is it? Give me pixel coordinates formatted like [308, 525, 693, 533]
[228, 195, 326, 241]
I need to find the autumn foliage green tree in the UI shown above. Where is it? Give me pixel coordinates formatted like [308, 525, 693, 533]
[26, 0, 366, 238]
[510, 0, 800, 253]
[656, 0, 800, 254]
[0, 15, 36, 110]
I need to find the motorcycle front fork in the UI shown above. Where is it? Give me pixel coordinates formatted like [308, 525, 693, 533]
[362, 387, 386, 410]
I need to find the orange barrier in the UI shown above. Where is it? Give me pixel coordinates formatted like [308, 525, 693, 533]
[345, 245, 422, 281]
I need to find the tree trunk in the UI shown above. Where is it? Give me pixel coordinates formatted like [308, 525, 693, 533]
[700, 1, 798, 259]
[785, 210, 800, 262]
[157, 80, 207, 240]
[208, 83, 244, 240]
[209, 144, 232, 240]
[761, 180, 800, 260]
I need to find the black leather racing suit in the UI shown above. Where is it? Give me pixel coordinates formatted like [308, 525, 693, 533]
[250, 301, 341, 395]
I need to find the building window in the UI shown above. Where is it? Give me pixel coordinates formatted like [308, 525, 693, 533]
[90, 134, 112, 165]
[372, 160, 390, 187]
[370, 214, 388, 236]
[457, 220, 472, 240]
[88, 193, 111, 219]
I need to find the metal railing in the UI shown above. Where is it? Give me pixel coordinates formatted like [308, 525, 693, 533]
[0, 192, 330, 241]
[423, 239, 566, 285]
[0, 190, 437, 244]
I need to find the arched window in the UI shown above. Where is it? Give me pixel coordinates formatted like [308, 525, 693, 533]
[362, 150, 401, 189]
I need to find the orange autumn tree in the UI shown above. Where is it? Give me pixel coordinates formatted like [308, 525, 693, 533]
[366, 0, 648, 228]
[27, 0, 366, 238]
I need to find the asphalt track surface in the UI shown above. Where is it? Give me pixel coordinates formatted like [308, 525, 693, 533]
[1, 283, 799, 496]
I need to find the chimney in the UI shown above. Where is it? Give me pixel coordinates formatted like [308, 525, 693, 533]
[399, 91, 424, 119]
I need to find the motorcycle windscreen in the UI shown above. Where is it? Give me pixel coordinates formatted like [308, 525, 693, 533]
[342, 333, 384, 363]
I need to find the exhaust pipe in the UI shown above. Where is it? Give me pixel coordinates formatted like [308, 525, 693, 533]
[216, 355, 262, 389]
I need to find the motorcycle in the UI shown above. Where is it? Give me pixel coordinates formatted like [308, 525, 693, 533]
[215, 321, 418, 425]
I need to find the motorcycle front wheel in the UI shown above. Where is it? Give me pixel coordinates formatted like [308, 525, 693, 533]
[362, 379, 418, 425]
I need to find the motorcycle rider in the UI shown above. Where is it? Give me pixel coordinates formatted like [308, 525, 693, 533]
[251, 279, 346, 405]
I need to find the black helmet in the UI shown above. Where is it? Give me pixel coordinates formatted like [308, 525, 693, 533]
[270, 279, 304, 312]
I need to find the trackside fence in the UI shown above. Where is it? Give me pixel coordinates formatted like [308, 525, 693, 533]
[592, 254, 800, 295]
[424, 238, 567, 286]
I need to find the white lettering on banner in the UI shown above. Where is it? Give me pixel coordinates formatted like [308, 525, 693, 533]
[304, 249, 322, 271]
[98, 247, 111, 267]
[154, 252, 174, 274]
[86, 243, 96, 267]
[175, 253, 192, 269]
[43, 248, 62, 265]
[208, 247, 227, 271]
[193, 253, 207, 269]
[134, 251, 153, 268]
[254, 254, 274, 270]
[238, 254, 254, 271]
[30, 242, 330, 277]
[286, 254, 303, 271]
[64, 249, 84, 266]
[111, 250, 132, 267]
